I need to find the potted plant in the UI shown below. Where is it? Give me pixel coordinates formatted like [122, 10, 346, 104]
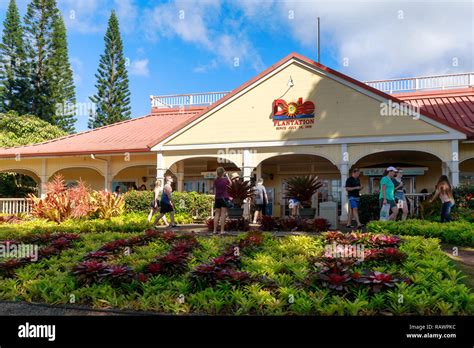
[284, 175, 323, 219]
[227, 180, 254, 218]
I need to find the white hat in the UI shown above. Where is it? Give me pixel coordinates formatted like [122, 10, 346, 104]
[386, 166, 398, 172]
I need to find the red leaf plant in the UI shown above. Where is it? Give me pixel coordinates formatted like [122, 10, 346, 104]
[0, 258, 31, 277]
[99, 265, 136, 285]
[368, 235, 402, 247]
[364, 248, 407, 263]
[354, 271, 404, 293]
[72, 260, 108, 285]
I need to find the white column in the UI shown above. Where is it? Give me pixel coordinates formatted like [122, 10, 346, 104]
[104, 158, 110, 192]
[176, 161, 184, 192]
[156, 152, 166, 187]
[256, 163, 262, 180]
[450, 140, 460, 187]
[339, 144, 349, 223]
[242, 149, 254, 219]
[242, 149, 253, 181]
[40, 159, 48, 198]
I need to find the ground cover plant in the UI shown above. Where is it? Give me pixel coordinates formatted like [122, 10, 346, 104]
[0, 229, 472, 315]
[367, 220, 474, 247]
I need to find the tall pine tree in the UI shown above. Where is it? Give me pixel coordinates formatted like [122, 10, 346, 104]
[89, 10, 131, 128]
[24, 0, 76, 132]
[49, 14, 76, 133]
[0, 0, 30, 114]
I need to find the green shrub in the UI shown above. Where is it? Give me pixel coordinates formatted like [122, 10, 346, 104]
[0, 213, 151, 238]
[123, 190, 213, 221]
[123, 190, 154, 213]
[367, 219, 474, 247]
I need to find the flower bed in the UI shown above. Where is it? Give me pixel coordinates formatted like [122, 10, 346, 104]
[0, 230, 472, 315]
[367, 219, 474, 247]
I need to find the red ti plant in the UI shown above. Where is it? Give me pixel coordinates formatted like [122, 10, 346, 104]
[313, 218, 330, 232]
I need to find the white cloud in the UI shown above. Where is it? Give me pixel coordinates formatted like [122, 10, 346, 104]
[247, 0, 474, 79]
[129, 58, 150, 77]
[70, 57, 83, 85]
[193, 59, 218, 73]
[144, 0, 264, 72]
[114, 0, 138, 34]
[59, 0, 105, 34]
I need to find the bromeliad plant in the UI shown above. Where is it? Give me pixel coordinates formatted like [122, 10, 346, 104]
[226, 180, 254, 208]
[284, 175, 323, 208]
[364, 248, 407, 263]
[353, 271, 409, 293]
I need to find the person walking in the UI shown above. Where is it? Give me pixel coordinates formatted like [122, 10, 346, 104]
[213, 167, 232, 234]
[379, 167, 398, 220]
[253, 178, 268, 223]
[392, 168, 408, 220]
[430, 175, 455, 223]
[147, 180, 166, 224]
[345, 168, 363, 228]
[288, 197, 300, 217]
[113, 186, 121, 197]
[153, 175, 177, 227]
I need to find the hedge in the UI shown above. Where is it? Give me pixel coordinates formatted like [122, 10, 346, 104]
[367, 219, 474, 247]
[123, 190, 213, 221]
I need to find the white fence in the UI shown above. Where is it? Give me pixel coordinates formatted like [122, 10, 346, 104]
[151, 91, 230, 108]
[365, 72, 474, 94]
[0, 198, 32, 214]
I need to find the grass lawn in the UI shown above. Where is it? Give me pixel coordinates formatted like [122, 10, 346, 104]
[0, 227, 472, 315]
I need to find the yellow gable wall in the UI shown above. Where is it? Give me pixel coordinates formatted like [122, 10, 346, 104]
[165, 61, 446, 146]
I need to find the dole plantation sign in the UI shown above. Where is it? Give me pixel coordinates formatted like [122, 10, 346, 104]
[272, 98, 315, 130]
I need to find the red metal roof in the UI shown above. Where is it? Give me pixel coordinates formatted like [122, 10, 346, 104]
[0, 107, 204, 158]
[395, 88, 474, 138]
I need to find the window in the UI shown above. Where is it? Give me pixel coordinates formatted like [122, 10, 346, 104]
[330, 179, 341, 202]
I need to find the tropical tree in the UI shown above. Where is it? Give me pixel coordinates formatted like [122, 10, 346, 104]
[89, 10, 131, 128]
[49, 14, 76, 133]
[0, 111, 67, 197]
[0, 0, 30, 114]
[23, 0, 76, 132]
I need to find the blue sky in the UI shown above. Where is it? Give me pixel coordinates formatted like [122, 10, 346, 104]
[0, 0, 472, 132]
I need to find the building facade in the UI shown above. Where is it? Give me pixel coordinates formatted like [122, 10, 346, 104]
[1, 53, 473, 221]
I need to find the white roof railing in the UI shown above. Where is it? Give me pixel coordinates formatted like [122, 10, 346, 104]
[150, 72, 474, 109]
[364, 72, 474, 94]
[150, 91, 230, 109]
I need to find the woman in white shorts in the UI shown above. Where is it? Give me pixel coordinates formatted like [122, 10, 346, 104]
[288, 198, 300, 217]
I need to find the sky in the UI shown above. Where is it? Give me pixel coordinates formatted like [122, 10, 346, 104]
[0, 0, 473, 132]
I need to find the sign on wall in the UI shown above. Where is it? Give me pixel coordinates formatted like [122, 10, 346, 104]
[272, 98, 315, 130]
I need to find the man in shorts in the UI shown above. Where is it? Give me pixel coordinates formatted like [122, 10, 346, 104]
[345, 168, 363, 228]
[253, 178, 268, 223]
